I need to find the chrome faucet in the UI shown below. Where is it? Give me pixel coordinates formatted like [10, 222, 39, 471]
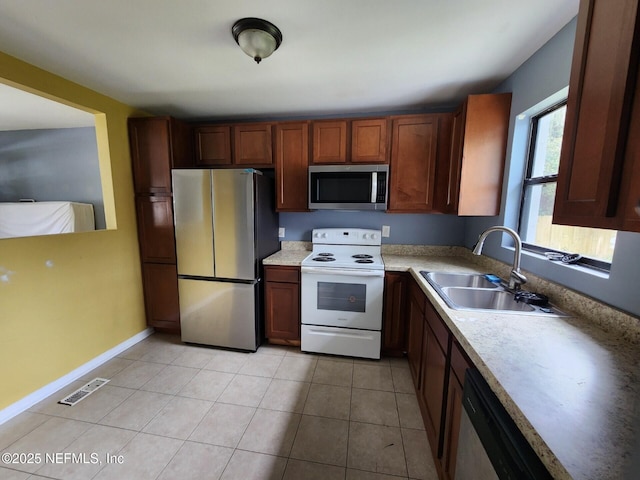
[472, 226, 527, 291]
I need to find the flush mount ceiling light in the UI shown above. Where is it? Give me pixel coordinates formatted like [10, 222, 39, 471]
[232, 17, 283, 64]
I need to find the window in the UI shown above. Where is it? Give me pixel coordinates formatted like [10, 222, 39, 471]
[518, 101, 617, 270]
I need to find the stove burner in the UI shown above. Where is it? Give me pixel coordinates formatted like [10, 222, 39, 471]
[355, 259, 374, 264]
[317, 252, 334, 257]
[352, 254, 373, 259]
[312, 256, 336, 262]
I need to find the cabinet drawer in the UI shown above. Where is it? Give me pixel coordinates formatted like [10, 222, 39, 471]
[450, 341, 472, 384]
[265, 266, 299, 283]
[425, 300, 449, 353]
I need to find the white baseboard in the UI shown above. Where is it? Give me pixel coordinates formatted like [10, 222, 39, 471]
[0, 327, 154, 425]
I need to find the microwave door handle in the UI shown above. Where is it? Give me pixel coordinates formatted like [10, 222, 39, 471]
[371, 172, 377, 203]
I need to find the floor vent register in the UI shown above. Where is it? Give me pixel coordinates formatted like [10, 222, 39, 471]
[58, 378, 110, 406]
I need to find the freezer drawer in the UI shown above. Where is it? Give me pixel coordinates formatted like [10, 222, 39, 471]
[179, 278, 258, 351]
[301, 325, 381, 359]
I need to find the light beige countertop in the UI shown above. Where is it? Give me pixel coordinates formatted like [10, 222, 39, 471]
[263, 244, 640, 480]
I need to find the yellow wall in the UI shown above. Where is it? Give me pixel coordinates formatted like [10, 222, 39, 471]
[0, 51, 148, 409]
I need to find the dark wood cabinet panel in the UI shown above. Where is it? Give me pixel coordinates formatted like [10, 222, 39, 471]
[554, 0, 640, 231]
[274, 122, 309, 212]
[233, 123, 273, 166]
[407, 278, 426, 387]
[436, 93, 511, 216]
[441, 366, 464, 480]
[264, 266, 301, 344]
[311, 120, 348, 164]
[419, 320, 448, 460]
[135, 195, 176, 264]
[382, 272, 408, 356]
[129, 116, 192, 194]
[141, 263, 180, 331]
[194, 125, 232, 166]
[351, 118, 389, 163]
[388, 115, 440, 212]
[441, 341, 472, 480]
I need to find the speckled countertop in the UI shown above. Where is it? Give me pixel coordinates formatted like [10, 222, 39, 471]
[263, 244, 640, 480]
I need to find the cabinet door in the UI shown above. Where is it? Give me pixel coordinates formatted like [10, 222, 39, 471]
[129, 117, 174, 194]
[441, 371, 463, 480]
[382, 272, 407, 356]
[459, 94, 511, 216]
[135, 195, 176, 263]
[440, 106, 465, 214]
[311, 121, 348, 164]
[554, 0, 640, 228]
[407, 279, 426, 387]
[274, 122, 309, 211]
[265, 281, 300, 342]
[620, 71, 640, 231]
[141, 263, 180, 331]
[419, 321, 448, 459]
[233, 123, 273, 166]
[194, 125, 232, 166]
[388, 115, 439, 212]
[351, 118, 389, 163]
[441, 341, 472, 479]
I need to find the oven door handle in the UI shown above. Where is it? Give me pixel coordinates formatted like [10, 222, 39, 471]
[301, 266, 385, 277]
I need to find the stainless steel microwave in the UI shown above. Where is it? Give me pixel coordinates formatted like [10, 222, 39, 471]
[308, 164, 389, 210]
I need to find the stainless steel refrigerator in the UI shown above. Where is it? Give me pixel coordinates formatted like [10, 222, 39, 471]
[172, 168, 279, 351]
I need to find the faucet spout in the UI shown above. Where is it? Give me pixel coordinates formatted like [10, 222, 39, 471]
[472, 226, 527, 291]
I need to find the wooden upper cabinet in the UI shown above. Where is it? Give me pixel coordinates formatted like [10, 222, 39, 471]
[388, 114, 440, 212]
[311, 120, 348, 164]
[274, 122, 309, 211]
[351, 118, 389, 163]
[194, 125, 232, 166]
[311, 118, 389, 164]
[129, 116, 193, 194]
[554, 0, 640, 232]
[436, 93, 511, 216]
[233, 123, 274, 166]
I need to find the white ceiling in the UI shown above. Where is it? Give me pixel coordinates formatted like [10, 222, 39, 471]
[0, 0, 579, 127]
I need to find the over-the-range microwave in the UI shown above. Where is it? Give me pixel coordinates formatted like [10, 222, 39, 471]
[308, 164, 389, 210]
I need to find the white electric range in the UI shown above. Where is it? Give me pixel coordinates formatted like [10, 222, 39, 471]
[300, 228, 384, 359]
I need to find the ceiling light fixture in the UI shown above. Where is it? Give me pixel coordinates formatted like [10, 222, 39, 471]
[232, 17, 283, 64]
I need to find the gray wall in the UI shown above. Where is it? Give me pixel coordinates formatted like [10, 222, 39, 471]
[465, 17, 640, 317]
[0, 127, 105, 229]
[280, 211, 465, 245]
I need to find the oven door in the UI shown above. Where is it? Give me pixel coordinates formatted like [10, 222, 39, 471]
[300, 266, 384, 330]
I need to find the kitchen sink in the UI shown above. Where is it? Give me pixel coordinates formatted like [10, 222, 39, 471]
[420, 271, 567, 316]
[441, 287, 536, 312]
[423, 272, 499, 289]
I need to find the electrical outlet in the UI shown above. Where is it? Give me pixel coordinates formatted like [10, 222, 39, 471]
[278, 227, 285, 238]
[382, 225, 390, 237]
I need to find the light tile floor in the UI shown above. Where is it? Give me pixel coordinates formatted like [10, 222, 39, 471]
[0, 333, 438, 480]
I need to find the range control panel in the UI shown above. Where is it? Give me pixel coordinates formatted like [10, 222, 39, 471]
[311, 228, 382, 246]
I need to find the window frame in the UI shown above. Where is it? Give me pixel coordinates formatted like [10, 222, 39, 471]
[518, 99, 613, 272]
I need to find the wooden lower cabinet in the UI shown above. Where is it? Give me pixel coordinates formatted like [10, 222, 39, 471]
[404, 276, 473, 480]
[407, 279, 426, 387]
[382, 272, 408, 356]
[141, 263, 180, 331]
[441, 341, 471, 480]
[419, 307, 449, 461]
[264, 266, 301, 345]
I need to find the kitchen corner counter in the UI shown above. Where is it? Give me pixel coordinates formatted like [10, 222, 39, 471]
[262, 246, 640, 479]
[262, 249, 308, 266]
[385, 252, 640, 480]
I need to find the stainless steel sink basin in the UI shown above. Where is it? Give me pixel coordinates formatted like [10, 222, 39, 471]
[423, 272, 499, 289]
[420, 270, 567, 316]
[442, 287, 536, 312]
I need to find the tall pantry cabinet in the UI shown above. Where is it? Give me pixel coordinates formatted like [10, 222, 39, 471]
[128, 116, 192, 332]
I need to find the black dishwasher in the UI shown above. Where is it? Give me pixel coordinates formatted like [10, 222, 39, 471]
[455, 368, 553, 480]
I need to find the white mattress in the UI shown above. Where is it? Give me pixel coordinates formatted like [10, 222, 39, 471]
[0, 202, 95, 238]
